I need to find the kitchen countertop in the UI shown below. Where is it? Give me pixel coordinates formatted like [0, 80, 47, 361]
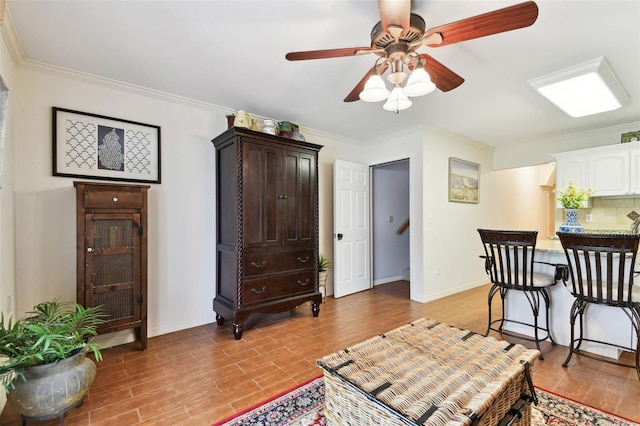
[539, 229, 633, 253]
[536, 239, 564, 253]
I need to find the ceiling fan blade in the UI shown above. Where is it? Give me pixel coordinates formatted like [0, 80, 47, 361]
[344, 63, 390, 102]
[286, 47, 373, 61]
[423, 1, 538, 47]
[419, 54, 464, 92]
[378, 0, 411, 33]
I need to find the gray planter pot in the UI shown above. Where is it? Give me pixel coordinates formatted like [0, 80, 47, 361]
[7, 347, 96, 419]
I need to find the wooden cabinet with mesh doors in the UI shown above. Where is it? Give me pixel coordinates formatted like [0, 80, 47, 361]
[74, 181, 149, 350]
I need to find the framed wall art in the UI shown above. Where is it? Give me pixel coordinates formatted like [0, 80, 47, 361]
[53, 107, 161, 184]
[448, 157, 479, 204]
[621, 130, 640, 144]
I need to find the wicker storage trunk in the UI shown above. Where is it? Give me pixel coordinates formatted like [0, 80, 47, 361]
[317, 318, 539, 426]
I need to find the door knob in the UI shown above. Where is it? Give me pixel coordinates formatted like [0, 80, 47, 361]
[337, 233, 343, 241]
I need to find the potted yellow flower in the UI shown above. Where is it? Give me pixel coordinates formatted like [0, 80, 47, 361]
[554, 181, 594, 233]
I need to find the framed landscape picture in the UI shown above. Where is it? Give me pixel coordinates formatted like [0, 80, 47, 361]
[53, 107, 161, 183]
[448, 157, 479, 204]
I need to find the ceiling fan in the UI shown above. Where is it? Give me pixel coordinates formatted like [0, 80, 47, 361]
[286, 0, 538, 112]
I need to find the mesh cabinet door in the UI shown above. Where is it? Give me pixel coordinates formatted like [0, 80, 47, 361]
[84, 212, 142, 326]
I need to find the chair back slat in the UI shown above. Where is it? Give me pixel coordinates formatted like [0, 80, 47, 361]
[557, 232, 640, 306]
[478, 229, 537, 290]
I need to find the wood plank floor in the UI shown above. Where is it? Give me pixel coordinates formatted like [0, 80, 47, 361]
[2, 281, 639, 425]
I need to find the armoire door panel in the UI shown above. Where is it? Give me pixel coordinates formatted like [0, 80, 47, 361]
[217, 142, 238, 246]
[284, 150, 316, 246]
[244, 142, 283, 248]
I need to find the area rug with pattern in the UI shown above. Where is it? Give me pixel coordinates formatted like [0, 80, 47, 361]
[212, 376, 639, 426]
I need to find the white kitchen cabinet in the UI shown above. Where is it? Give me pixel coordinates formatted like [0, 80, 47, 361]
[554, 154, 586, 190]
[553, 154, 587, 208]
[630, 149, 640, 194]
[587, 150, 630, 196]
[553, 140, 640, 197]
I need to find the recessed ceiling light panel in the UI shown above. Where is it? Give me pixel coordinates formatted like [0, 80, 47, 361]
[528, 57, 629, 118]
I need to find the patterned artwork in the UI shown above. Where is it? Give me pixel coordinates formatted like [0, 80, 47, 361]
[53, 107, 160, 183]
[65, 119, 97, 169]
[97, 126, 125, 171]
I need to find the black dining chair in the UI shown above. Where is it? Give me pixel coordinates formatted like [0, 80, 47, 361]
[478, 229, 566, 359]
[556, 232, 640, 379]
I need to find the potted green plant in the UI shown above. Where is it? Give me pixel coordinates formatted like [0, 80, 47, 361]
[554, 180, 594, 233]
[0, 300, 105, 419]
[318, 254, 332, 302]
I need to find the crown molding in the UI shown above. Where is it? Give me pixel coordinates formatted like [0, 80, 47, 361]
[0, 5, 25, 66]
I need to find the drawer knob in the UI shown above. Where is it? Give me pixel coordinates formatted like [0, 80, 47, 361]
[251, 286, 266, 294]
[86, 247, 93, 252]
[251, 261, 266, 268]
[297, 279, 310, 286]
[112, 197, 119, 202]
[297, 256, 309, 263]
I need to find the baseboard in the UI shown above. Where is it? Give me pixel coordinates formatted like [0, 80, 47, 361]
[373, 276, 404, 286]
[425, 279, 488, 302]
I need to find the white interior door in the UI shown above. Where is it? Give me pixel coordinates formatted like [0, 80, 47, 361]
[333, 159, 371, 298]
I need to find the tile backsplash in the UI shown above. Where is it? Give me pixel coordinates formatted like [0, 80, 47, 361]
[556, 196, 640, 232]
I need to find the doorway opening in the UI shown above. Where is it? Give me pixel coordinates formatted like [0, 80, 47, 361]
[372, 159, 410, 294]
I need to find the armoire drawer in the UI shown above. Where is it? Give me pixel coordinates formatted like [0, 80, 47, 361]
[243, 250, 314, 277]
[242, 271, 315, 305]
[83, 190, 144, 209]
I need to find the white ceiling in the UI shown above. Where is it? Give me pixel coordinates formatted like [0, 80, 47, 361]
[6, 0, 640, 147]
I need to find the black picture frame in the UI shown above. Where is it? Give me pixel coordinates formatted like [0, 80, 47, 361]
[52, 107, 161, 184]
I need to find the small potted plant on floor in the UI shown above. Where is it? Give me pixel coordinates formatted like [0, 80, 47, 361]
[318, 254, 332, 302]
[0, 300, 105, 420]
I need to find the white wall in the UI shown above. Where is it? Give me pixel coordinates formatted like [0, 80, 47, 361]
[372, 161, 410, 284]
[1, 12, 17, 315]
[486, 163, 555, 238]
[419, 128, 495, 302]
[359, 128, 427, 300]
[13, 68, 221, 339]
[494, 122, 640, 170]
[0, 17, 17, 414]
[6, 57, 367, 344]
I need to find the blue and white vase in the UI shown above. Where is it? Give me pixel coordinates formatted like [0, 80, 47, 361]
[559, 209, 583, 233]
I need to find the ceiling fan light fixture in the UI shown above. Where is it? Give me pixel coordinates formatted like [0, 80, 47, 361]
[404, 63, 436, 97]
[383, 84, 412, 113]
[359, 72, 390, 102]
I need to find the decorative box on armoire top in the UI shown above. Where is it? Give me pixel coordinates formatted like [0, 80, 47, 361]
[212, 127, 322, 340]
[74, 181, 149, 350]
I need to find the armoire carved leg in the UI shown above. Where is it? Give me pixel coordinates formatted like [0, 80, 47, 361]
[216, 314, 225, 326]
[233, 323, 244, 340]
[312, 302, 320, 317]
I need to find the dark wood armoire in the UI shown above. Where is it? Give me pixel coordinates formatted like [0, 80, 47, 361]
[212, 127, 322, 339]
[74, 181, 149, 350]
